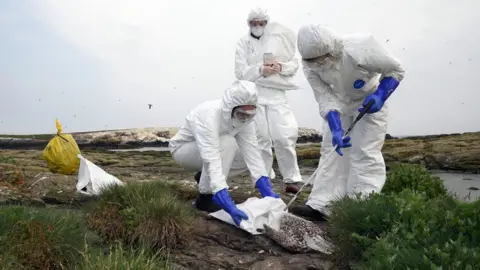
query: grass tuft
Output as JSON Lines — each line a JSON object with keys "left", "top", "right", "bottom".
{"left": 85, "top": 181, "right": 195, "bottom": 250}
{"left": 76, "top": 241, "right": 171, "bottom": 270}
{"left": 0, "top": 206, "right": 98, "bottom": 269}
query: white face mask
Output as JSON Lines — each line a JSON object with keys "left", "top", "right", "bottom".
{"left": 232, "top": 118, "right": 246, "bottom": 128}
{"left": 251, "top": 26, "right": 264, "bottom": 37}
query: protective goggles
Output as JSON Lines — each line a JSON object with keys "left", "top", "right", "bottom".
{"left": 232, "top": 106, "right": 257, "bottom": 122}
{"left": 249, "top": 20, "right": 266, "bottom": 27}
{"left": 302, "top": 53, "right": 332, "bottom": 63}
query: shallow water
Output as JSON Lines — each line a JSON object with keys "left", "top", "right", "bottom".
{"left": 431, "top": 171, "right": 480, "bottom": 201}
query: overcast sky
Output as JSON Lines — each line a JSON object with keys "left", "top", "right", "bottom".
{"left": 0, "top": 0, "right": 478, "bottom": 136}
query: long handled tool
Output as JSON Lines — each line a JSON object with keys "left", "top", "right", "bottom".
{"left": 283, "top": 100, "right": 375, "bottom": 211}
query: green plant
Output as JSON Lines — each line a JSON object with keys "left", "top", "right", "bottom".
{"left": 76, "top": 241, "right": 171, "bottom": 270}
{"left": 383, "top": 163, "right": 448, "bottom": 199}
{"left": 0, "top": 156, "right": 16, "bottom": 164}
{"left": 326, "top": 192, "right": 404, "bottom": 266}
{"left": 0, "top": 206, "right": 98, "bottom": 269}
{"left": 85, "top": 181, "right": 195, "bottom": 250}
{"left": 356, "top": 198, "right": 480, "bottom": 269}
{"left": 327, "top": 185, "right": 480, "bottom": 269}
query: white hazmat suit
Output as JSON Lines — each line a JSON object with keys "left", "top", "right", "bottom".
{"left": 234, "top": 8, "right": 302, "bottom": 189}
{"left": 296, "top": 24, "right": 405, "bottom": 216}
{"left": 169, "top": 80, "right": 268, "bottom": 195}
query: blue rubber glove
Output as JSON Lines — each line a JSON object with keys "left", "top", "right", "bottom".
{"left": 358, "top": 77, "right": 400, "bottom": 114}
{"left": 326, "top": 110, "right": 352, "bottom": 156}
{"left": 255, "top": 176, "right": 280, "bottom": 198}
{"left": 212, "top": 188, "right": 248, "bottom": 226}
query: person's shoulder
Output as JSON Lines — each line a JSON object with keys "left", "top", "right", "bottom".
{"left": 343, "top": 32, "right": 378, "bottom": 47}
{"left": 236, "top": 34, "right": 251, "bottom": 45}
{"left": 265, "top": 21, "right": 294, "bottom": 32}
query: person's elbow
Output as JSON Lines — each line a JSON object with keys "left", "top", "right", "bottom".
{"left": 279, "top": 59, "right": 299, "bottom": 76}
{"left": 395, "top": 63, "right": 406, "bottom": 82}
{"left": 234, "top": 68, "right": 244, "bottom": 80}
{"left": 386, "top": 57, "right": 406, "bottom": 82}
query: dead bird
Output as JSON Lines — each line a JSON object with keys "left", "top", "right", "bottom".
{"left": 260, "top": 212, "right": 333, "bottom": 254}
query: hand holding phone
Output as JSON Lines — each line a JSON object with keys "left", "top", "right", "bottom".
{"left": 263, "top": 52, "right": 274, "bottom": 64}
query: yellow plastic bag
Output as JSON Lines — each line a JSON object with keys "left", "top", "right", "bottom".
{"left": 42, "top": 118, "right": 81, "bottom": 175}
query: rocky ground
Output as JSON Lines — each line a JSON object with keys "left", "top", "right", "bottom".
{"left": 0, "top": 131, "right": 479, "bottom": 269}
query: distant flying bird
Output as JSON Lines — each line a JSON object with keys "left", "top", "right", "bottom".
{"left": 148, "top": 104, "right": 153, "bottom": 109}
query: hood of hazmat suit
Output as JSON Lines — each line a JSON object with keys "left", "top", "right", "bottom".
{"left": 297, "top": 24, "right": 405, "bottom": 118}
{"left": 169, "top": 80, "right": 267, "bottom": 193}
{"left": 247, "top": 8, "right": 269, "bottom": 38}
{"left": 247, "top": 7, "right": 270, "bottom": 24}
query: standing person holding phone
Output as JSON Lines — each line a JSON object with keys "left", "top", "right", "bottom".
{"left": 233, "top": 7, "right": 303, "bottom": 194}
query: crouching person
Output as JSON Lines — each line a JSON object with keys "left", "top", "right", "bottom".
{"left": 169, "top": 80, "right": 281, "bottom": 226}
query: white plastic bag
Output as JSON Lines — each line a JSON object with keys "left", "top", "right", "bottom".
{"left": 255, "top": 22, "right": 299, "bottom": 90}
{"left": 209, "top": 196, "right": 287, "bottom": 235}
{"left": 76, "top": 154, "right": 124, "bottom": 196}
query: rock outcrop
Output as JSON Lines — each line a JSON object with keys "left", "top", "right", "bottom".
{"left": 0, "top": 127, "right": 324, "bottom": 149}
{"left": 297, "top": 128, "right": 323, "bottom": 143}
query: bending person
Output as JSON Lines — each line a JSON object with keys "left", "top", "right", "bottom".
{"left": 291, "top": 24, "right": 406, "bottom": 220}
{"left": 234, "top": 7, "right": 303, "bottom": 193}
{"left": 169, "top": 80, "right": 280, "bottom": 226}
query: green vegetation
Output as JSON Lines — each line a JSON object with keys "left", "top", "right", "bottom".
{"left": 0, "top": 206, "right": 96, "bottom": 269}
{"left": 382, "top": 163, "right": 448, "bottom": 199}
{"left": 0, "top": 156, "right": 16, "bottom": 164}
{"left": 1, "top": 130, "right": 479, "bottom": 269}
{"left": 326, "top": 163, "right": 480, "bottom": 269}
{"left": 0, "top": 181, "right": 194, "bottom": 269}
{"left": 85, "top": 181, "right": 195, "bottom": 250}
{"left": 75, "top": 242, "right": 171, "bottom": 270}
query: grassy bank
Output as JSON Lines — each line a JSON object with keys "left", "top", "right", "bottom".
{"left": 0, "top": 163, "right": 478, "bottom": 269}
{"left": 297, "top": 131, "right": 480, "bottom": 173}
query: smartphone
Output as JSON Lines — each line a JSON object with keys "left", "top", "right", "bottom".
{"left": 263, "top": 52, "right": 274, "bottom": 63}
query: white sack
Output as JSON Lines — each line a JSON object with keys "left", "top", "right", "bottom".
{"left": 76, "top": 154, "right": 124, "bottom": 196}
{"left": 209, "top": 196, "right": 287, "bottom": 235}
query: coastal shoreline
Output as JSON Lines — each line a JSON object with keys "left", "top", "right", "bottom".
{"left": 1, "top": 126, "right": 472, "bottom": 150}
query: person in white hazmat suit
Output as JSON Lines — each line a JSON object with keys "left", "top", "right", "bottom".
{"left": 234, "top": 7, "right": 303, "bottom": 194}
{"left": 169, "top": 80, "right": 281, "bottom": 226}
{"left": 290, "top": 24, "right": 405, "bottom": 220}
